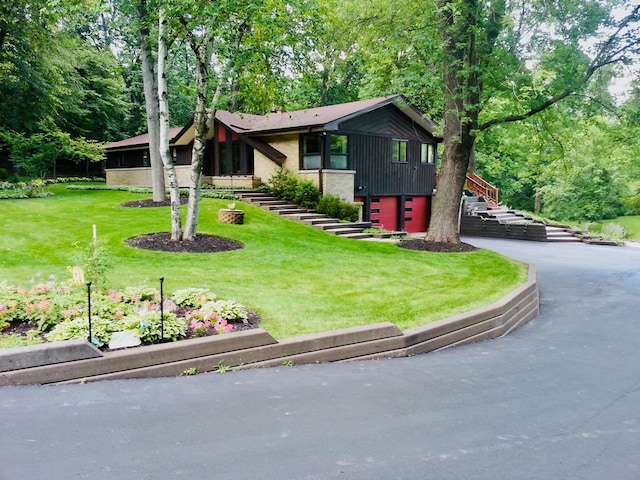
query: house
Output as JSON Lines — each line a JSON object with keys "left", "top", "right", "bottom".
{"left": 105, "top": 95, "right": 442, "bottom": 233}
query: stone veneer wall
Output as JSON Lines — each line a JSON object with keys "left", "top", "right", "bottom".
{"left": 106, "top": 166, "right": 192, "bottom": 188}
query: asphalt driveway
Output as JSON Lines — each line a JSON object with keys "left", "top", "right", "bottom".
{"left": 1, "top": 238, "right": 639, "bottom": 480}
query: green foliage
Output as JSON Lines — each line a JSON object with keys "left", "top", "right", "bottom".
{"left": 0, "top": 180, "right": 51, "bottom": 199}
{"left": 46, "top": 315, "right": 114, "bottom": 347}
{"left": 317, "top": 195, "right": 359, "bottom": 222}
{"left": 4, "top": 129, "right": 104, "bottom": 179}
{"left": 122, "top": 311, "right": 187, "bottom": 343}
{"left": 171, "top": 288, "right": 215, "bottom": 309}
{"left": 70, "top": 241, "right": 112, "bottom": 286}
{"left": 268, "top": 168, "right": 300, "bottom": 201}
{"left": 202, "top": 300, "right": 248, "bottom": 324}
{"left": 267, "top": 168, "right": 358, "bottom": 221}
{"left": 294, "top": 180, "right": 322, "bottom": 208}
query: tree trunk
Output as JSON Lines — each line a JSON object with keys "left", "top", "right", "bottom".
{"left": 183, "top": 33, "right": 222, "bottom": 241}
{"left": 425, "top": 0, "right": 480, "bottom": 244}
{"left": 158, "top": 11, "right": 182, "bottom": 241}
{"left": 137, "top": 0, "right": 165, "bottom": 203}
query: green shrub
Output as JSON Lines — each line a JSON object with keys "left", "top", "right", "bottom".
{"left": 268, "top": 168, "right": 298, "bottom": 199}
{"left": 316, "top": 195, "right": 359, "bottom": 222}
{"left": 267, "top": 169, "right": 359, "bottom": 222}
{"left": 294, "top": 180, "right": 321, "bottom": 208}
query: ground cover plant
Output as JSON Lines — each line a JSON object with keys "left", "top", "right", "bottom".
{"left": 0, "top": 281, "right": 252, "bottom": 349}
{"left": 0, "top": 184, "right": 526, "bottom": 341}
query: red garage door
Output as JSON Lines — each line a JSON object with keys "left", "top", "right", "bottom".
{"left": 370, "top": 197, "right": 398, "bottom": 231}
{"left": 403, "top": 196, "right": 429, "bottom": 233}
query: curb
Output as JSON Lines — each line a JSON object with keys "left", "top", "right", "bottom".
{"left": 0, "top": 266, "right": 538, "bottom": 386}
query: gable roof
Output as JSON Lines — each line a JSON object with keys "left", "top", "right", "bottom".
{"left": 105, "top": 126, "right": 190, "bottom": 151}
{"left": 105, "top": 96, "right": 440, "bottom": 155}
{"left": 215, "top": 95, "right": 440, "bottom": 137}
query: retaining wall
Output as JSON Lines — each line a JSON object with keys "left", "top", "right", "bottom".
{"left": 461, "top": 216, "right": 547, "bottom": 241}
{"left": 0, "top": 266, "right": 538, "bottom": 386}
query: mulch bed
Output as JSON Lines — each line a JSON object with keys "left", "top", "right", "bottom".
{"left": 126, "top": 233, "right": 244, "bottom": 253}
{"left": 398, "top": 239, "right": 478, "bottom": 253}
{"left": 120, "top": 198, "right": 189, "bottom": 208}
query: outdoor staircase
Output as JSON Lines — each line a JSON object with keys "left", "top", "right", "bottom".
{"left": 234, "top": 190, "right": 376, "bottom": 239}
{"left": 463, "top": 199, "right": 583, "bottom": 242}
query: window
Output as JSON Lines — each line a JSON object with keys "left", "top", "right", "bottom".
{"left": 392, "top": 139, "right": 408, "bottom": 162}
{"left": 421, "top": 143, "right": 436, "bottom": 163}
{"left": 302, "top": 134, "right": 322, "bottom": 169}
{"left": 329, "top": 135, "right": 348, "bottom": 169}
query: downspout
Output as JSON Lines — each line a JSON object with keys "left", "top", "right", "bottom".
{"left": 319, "top": 132, "right": 328, "bottom": 194}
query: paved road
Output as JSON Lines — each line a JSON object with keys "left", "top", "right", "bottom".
{"left": 1, "top": 239, "right": 639, "bottom": 480}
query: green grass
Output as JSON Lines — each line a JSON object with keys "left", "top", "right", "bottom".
{"left": 600, "top": 216, "right": 640, "bottom": 240}
{"left": 0, "top": 184, "right": 526, "bottom": 339}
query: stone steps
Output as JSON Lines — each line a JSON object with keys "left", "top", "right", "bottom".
{"left": 236, "top": 190, "right": 374, "bottom": 240}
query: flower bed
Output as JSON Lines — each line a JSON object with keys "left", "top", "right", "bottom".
{"left": 0, "top": 282, "right": 259, "bottom": 351}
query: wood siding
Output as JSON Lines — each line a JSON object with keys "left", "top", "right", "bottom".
{"left": 340, "top": 105, "right": 435, "bottom": 143}
{"left": 350, "top": 134, "right": 436, "bottom": 196}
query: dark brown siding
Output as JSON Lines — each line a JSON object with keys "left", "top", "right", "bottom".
{"left": 340, "top": 105, "right": 435, "bottom": 142}
{"left": 350, "top": 134, "right": 436, "bottom": 196}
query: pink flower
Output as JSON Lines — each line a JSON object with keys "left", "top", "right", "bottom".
{"left": 214, "top": 318, "right": 233, "bottom": 334}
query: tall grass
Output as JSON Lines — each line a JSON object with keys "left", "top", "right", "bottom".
{"left": 0, "top": 184, "right": 526, "bottom": 338}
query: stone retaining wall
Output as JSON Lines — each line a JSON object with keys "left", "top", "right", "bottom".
{"left": 0, "top": 266, "right": 538, "bottom": 386}
{"left": 461, "top": 216, "right": 548, "bottom": 241}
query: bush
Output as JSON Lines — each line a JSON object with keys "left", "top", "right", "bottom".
{"left": 294, "top": 180, "right": 321, "bottom": 208}
{"left": 267, "top": 169, "right": 358, "bottom": 222}
{"left": 268, "top": 168, "right": 299, "bottom": 200}
{"left": 316, "top": 195, "right": 359, "bottom": 222}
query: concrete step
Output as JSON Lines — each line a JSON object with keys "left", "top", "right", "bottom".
{"left": 235, "top": 191, "right": 271, "bottom": 198}
{"left": 273, "top": 208, "right": 309, "bottom": 215}
{"left": 264, "top": 204, "right": 302, "bottom": 211}
{"left": 280, "top": 212, "right": 328, "bottom": 220}
{"left": 338, "top": 232, "right": 374, "bottom": 239}
{"left": 302, "top": 217, "right": 342, "bottom": 226}
{"left": 324, "top": 227, "right": 367, "bottom": 235}
{"left": 253, "top": 199, "right": 289, "bottom": 206}
{"left": 545, "top": 227, "right": 582, "bottom": 242}
{"left": 316, "top": 222, "right": 372, "bottom": 231}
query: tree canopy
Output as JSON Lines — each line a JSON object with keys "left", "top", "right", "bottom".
{"left": 1, "top": 0, "right": 638, "bottom": 232}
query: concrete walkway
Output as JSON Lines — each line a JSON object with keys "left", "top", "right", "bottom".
{"left": 1, "top": 239, "right": 639, "bottom": 480}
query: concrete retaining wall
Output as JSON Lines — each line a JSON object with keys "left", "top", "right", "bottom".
{"left": 0, "top": 266, "right": 538, "bottom": 386}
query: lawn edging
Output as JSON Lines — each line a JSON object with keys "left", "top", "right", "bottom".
{"left": 0, "top": 266, "right": 538, "bottom": 386}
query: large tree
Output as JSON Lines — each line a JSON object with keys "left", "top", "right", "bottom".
{"left": 426, "top": 0, "right": 640, "bottom": 243}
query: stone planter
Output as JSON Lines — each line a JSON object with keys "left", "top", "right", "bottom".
{"left": 218, "top": 209, "right": 244, "bottom": 224}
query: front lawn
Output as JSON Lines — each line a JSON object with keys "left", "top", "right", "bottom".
{"left": 0, "top": 184, "right": 526, "bottom": 339}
